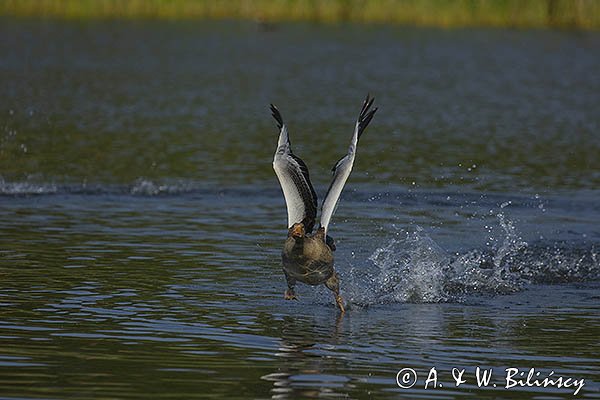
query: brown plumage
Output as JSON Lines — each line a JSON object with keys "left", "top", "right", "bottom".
{"left": 282, "top": 223, "right": 344, "bottom": 312}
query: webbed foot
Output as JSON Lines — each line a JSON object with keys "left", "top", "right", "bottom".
{"left": 284, "top": 289, "right": 298, "bottom": 300}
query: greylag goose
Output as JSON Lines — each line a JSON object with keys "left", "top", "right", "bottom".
{"left": 271, "top": 95, "right": 377, "bottom": 313}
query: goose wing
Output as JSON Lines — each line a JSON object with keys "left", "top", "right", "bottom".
{"left": 319, "top": 95, "right": 377, "bottom": 236}
{"left": 271, "top": 104, "right": 318, "bottom": 233}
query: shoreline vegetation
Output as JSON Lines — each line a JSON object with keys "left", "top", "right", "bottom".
{"left": 0, "top": 0, "right": 599, "bottom": 29}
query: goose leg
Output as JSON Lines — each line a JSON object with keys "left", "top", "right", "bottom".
{"left": 284, "top": 272, "right": 297, "bottom": 300}
{"left": 325, "top": 271, "right": 345, "bottom": 313}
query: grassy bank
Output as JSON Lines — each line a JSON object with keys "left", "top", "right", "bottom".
{"left": 1, "top": 0, "right": 599, "bottom": 29}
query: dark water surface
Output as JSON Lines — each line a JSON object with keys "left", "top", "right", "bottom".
{"left": 1, "top": 20, "right": 599, "bottom": 399}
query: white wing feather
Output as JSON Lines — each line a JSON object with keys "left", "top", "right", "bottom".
{"left": 320, "top": 95, "right": 377, "bottom": 236}
{"left": 271, "top": 104, "right": 317, "bottom": 232}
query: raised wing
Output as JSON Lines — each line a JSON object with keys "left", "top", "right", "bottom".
{"left": 319, "top": 95, "right": 377, "bottom": 236}
{"left": 271, "top": 104, "right": 318, "bottom": 233}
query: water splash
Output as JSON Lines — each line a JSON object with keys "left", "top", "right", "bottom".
{"left": 0, "top": 177, "right": 57, "bottom": 195}
{"left": 345, "top": 226, "right": 451, "bottom": 305}
{"left": 345, "top": 212, "right": 599, "bottom": 306}
{"left": 446, "top": 210, "right": 528, "bottom": 297}
{"left": 367, "top": 227, "right": 449, "bottom": 303}
{"left": 130, "top": 178, "right": 169, "bottom": 195}
{"left": 0, "top": 178, "right": 199, "bottom": 196}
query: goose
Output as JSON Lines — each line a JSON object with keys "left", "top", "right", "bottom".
{"left": 271, "top": 95, "right": 377, "bottom": 313}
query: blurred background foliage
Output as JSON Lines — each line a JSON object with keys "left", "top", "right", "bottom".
{"left": 1, "top": 0, "right": 599, "bottom": 29}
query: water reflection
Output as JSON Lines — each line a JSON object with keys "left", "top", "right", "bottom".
{"left": 263, "top": 314, "right": 346, "bottom": 399}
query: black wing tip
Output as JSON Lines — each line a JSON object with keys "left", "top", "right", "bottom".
{"left": 357, "top": 94, "right": 377, "bottom": 139}
{"left": 360, "top": 94, "right": 375, "bottom": 118}
{"left": 270, "top": 103, "right": 284, "bottom": 130}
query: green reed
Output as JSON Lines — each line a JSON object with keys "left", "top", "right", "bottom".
{"left": 1, "top": 0, "right": 598, "bottom": 29}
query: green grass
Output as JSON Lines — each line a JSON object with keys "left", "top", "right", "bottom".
{"left": 1, "top": 0, "right": 599, "bottom": 29}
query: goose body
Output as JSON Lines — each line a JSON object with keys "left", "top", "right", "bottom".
{"left": 282, "top": 226, "right": 333, "bottom": 286}
{"left": 271, "top": 95, "right": 377, "bottom": 313}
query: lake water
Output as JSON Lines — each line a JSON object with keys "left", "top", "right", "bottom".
{"left": 1, "top": 19, "right": 599, "bottom": 399}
